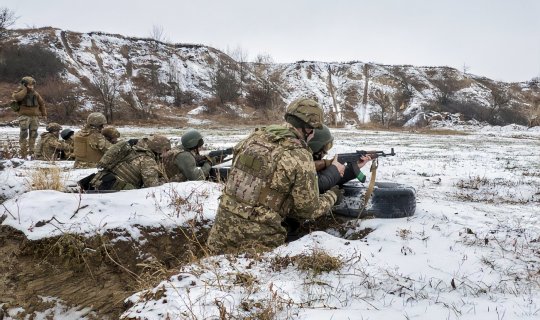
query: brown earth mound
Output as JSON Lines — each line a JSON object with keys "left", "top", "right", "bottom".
{"left": 0, "top": 222, "right": 210, "bottom": 319}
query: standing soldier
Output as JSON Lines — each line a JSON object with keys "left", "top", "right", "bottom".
{"left": 11, "top": 76, "right": 47, "bottom": 158}
{"left": 60, "top": 128, "right": 75, "bottom": 160}
{"left": 101, "top": 126, "right": 121, "bottom": 144}
{"left": 162, "top": 129, "right": 213, "bottom": 182}
{"left": 34, "top": 123, "right": 68, "bottom": 160}
{"left": 207, "top": 98, "right": 342, "bottom": 253}
{"left": 89, "top": 135, "right": 171, "bottom": 190}
{"left": 73, "top": 112, "right": 111, "bottom": 168}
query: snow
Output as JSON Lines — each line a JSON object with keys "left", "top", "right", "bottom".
{"left": 2, "top": 296, "right": 97, "bottom": 320}
{"left": 187, "top": 105, "right": 208, "bottom": 115}
{"left": 1, "top": 181, "right": 221, "bottom": 241}
{"left": 1, "top": 125, "right": 540, "bottom": 319}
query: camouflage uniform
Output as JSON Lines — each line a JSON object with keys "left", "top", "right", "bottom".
{"left": 11, "top": 77, "right": 47, "bottom": 157}
{"left": 162, "top": 148, "right": 211, "bottom": 182}
{"left": 73, "top": 126, "right": 111, "bottom": 168}
{"left": 34, "top": 133, "right": 67, "bottom": 161}
{"left": 206, "top": 124, "right": 338, "bottom": 253}
{"left": 90, "top": 136, "right": 169, "bottom": 190}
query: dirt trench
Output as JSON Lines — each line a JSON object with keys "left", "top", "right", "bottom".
{"left": 0, "top": 224, "right": 210, "bottom": 319}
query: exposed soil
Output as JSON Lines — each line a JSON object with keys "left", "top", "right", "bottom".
{"left": 0, "top": 223, "right": 210, "bottom": 319}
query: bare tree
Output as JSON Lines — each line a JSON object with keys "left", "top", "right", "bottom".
{"left": 228, "top": 45, "right": 249, "bottom": 95}
{"left": 370, "top": 89, "right": 392, "bottom": 126}
{"left": 327, "top": 65, "right": 342, "bottom": 126}
{"left": 149, "top": 24, "right": 168, "bottom": 43}
{"left": 485, "top": 87, "right": 510, "bottom": 124}
{"left": 211, "top": 57, "right": 240, "bottom": 104}
{"left": 90, "top": 74, "right": 119, "bottom": 123}
{"left": 0, "top": 7, "right": 18, "bottom": 42}
{"left": 147, "top": 25, "right": 168, "bottom": 97}
{"left": 432, "top": 77, "right": 461, "bottom": 106}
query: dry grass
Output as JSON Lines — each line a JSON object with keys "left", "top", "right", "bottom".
{"left": 270, "top": 249, "right": 344, "bottom": 275}
{"left": 409, "top": 128, "right": 470, "bottom": 135}
{"left": 26, "top": 166, "right": 66, "bottom": 191}
{"left": 1, "top": 137, "right": 19, "bottom": 159}
{"left": 455, "top": 176, "right": 491, "bottom": 190}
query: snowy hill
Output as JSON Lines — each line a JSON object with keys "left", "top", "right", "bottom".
{"left": 1, "top": 27, "right": 539, "bottom": 126}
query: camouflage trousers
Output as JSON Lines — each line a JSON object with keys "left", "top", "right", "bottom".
{"left": 18, "top": 115, "right": 39, "bottom": 157}
{"left": 206, "top": 208, "right": 286, "bottom": 254}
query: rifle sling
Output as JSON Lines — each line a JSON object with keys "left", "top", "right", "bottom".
{"left": 357, "top": 158, "right": 378, "bottom": 219}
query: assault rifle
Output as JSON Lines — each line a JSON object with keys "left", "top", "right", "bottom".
{"left": 196, "top": 147, "right": 234, "bottom": 167}
{"left": 337, "top": 148, "right": 396, "bottom": 164}
{"left": 207, "top": 147, "right": 234, "bottom": 162}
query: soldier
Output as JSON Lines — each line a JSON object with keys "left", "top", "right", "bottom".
{"left": 89, "top": 135, "right": 171, "bottom": 190}
{"left": 162, "top": 129, "right": 213, "bottom": 182}
{"left": 207, "top": 98, "right": 342, "bottom": 253}
{"left": 102, "top": 126, "right": 121, "bottom": 144}
{"left": 34, "top": 123, "right": 68, "bottom": 161}
{"left": 73, "top": 112, "right": 111, "bottom": 168}
{"left": 60, "top": 128, "right": 75, "bottom": 160}
{"left": 11, "top": 76, "right": 47, "bottom": 158}
{"left": 309, "top": 125, "right": 371, "bottom": 193}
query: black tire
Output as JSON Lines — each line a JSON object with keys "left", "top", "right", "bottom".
{"left": 333, "top": 182, "right": 416, "bottom": 219}
{"left": 368, "top": 182, "right": 416, "bottom": 219}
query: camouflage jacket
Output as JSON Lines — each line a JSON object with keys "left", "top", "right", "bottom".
{"left": 12, "top": 86, "right": 46, "bottom": 117}
{"left": 207, "top": 125, "right": 338, "bottom": 252}
{"left": 91, "top": 145, "right": 165, "bottom": 190}
{"left": 73, "top": 126, "right": 112, "bottom": 168}
{"left": 34, "top": 132, "right": 67, "bottom": 160}
{"left": 162, "top": 148, "right": 211, "bottom": 182}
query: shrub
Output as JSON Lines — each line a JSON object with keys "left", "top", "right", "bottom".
{"left": 0, "top": 44, "right": 64, "bottom": 83}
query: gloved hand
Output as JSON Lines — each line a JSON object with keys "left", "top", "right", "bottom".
{"left": 330, "top": 185, "right": 344, "bottom": 206}
{"left": 195, "top": 155, "right": 214, "bottom": 167}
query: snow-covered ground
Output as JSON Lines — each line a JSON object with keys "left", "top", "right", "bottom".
{"left": 1, "top": 124, "right": 540, "bottom": 319}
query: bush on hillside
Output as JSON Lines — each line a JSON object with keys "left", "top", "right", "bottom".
{"left": 40, "top": 79, "right": 82, "bottom": 123}
{"left": 0, "top": 44, "right": 64, "bottom": 83}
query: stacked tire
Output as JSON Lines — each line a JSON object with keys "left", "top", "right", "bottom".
{"left": 333, "top": 182, "right": 416, "bottom": 219}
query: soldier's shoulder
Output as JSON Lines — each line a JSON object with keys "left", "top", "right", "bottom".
{"left": 283, "top": 147, "right": 311, "bottom": 162}
{"left": 135, "top": 154, "right": 158, "bottom": 166}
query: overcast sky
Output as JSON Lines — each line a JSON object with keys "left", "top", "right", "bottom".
{"left": 4, "top": 0, "right": 540, "bottom": 82}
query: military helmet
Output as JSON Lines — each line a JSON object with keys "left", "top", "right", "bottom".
{"left": 102, "top": 126, "right": 120, "bottom": 141}
{"left": 87, "top": 112, "right": 107, "bottom": 126}
{"left": 60, "top": 128, "right": 75, "bottom": 140}
{"left": 284, "top": 98, "right": 324, "bottom": 129}
{"left": 147, "top": 135, "right": 171, "bottom": 154}
{"left": 181, "top": 129, "right": 204, "bottom": 150}
{"left": 21, "top": 76, "right": 36, "bottom": 86}
{"left": 46, "top": 122, "right": 62, "bottom": 132}
{"left": 308, "top": 125, "right": 334, "bottom": 154}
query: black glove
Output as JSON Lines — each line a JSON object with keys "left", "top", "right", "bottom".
{"left": 128, "top": 138, "right": 139, "bottom": 146}
{"left": 195, "top": 155, "right": 213, "bottom": 167}
{"left": 330, "top": 186, "right": 344, "bottom": 206}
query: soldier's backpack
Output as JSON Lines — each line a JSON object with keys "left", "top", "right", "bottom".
{"left": 97, "top": 140, "right": 133, "bottom": 171}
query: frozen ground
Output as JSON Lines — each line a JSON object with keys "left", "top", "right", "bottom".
{"left": 1, "top": 124, "right": 540, "bottom": 319}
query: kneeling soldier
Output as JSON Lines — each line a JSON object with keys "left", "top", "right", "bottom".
{"left": 34, "top": 123, "right": 67, "bottom": 161}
